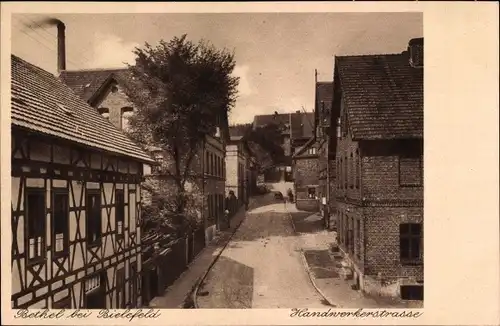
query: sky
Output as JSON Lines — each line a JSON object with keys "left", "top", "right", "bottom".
{"left": 11, "top": 13, "right": 422, "bottom": 125}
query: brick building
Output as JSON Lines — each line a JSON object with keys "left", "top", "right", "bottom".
{"left": 60, "top": 68, "right": 229, "bottom": 244}
{"left": 333, "top": 38, "right": 424, "bottom": 301}
{"left": 313, "top": 80, "right": 337, "bottom": 227}
{"left": 292, "top": 137, "right": 319, "bottom": 211}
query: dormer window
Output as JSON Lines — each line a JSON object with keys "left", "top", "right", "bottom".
{"left": 121, "top": 107, "right": 134, "bottom": 131}
{"left": 98, "top": 107, "right": 109, "bottom": 119}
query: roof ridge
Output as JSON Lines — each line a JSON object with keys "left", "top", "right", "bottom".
{"left": 336, "top": 52, "right": 402, "bottom": 59}
{"left": 61, "top": 67, "right": 130, "bottom": 73}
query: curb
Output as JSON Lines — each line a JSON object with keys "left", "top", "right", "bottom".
{"left": 286, "top": 208, "right": 339, "bottom": 308}
{"left": 191, "top": 200, "right": 254, "bottom": 309}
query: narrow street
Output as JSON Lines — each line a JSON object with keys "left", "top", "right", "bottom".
{"left": 196, "top": 194, "right": 330, "bottom": 308}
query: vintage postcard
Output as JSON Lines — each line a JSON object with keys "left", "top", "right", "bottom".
{"left": 1, "top": 2, "right": 498, "bottom": 326}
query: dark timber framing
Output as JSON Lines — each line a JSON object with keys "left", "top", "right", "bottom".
{"left": 11, "top": 128, "right": 144, "bottom": 309}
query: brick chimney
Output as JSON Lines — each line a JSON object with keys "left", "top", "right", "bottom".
{"left": 408, "top": 37, "right": 423, "bottom": 68}
{"left": 57, "top": 20, "right": 66, "bottom": 73}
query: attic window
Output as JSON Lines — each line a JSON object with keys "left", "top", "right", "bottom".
{"left": 111, "top": 86, "right": 118, "bottom": 93}
{"left": 98, "top": 107, "right": 110, "bottom": 119}
{"left": 56, "top": 103, "right": 73, "bottom": 116}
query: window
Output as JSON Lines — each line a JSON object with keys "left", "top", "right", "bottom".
{"left": 355, "top": 149, "right": 360, "bottom": 189}
{"left": 399, "top": 155, "right": 423, "bottom": 186}
{"left": 401, "top": 285, "right": 423, "bottom": 301}
{"left": 307, "top": 187, "right": 316, "bottom": 199}
{"left": 335, "top": 158, "right": 340, "bottom": 189}
{"left": 400, "top": 223, "right": 422, "bottom": 263}
{"left": 85, "top": 273, "right": 105, "bottom": 309}
{"left": 52, "top": 189, "right": 69, "bottom": 256}
{"left": 121, "top": 107, "right": 134, "bottom": 131}
{"left": 115, "top": 189, "right": 125, "bottom": 237}
{"left": 129, "top": 191, "right": 137, "bottom": 233}
{"left": 210, "top": 153, "right": 214, "bottom": 175}
{"left": 98, "top": 107, "right": 110, "bottom": 119}
{"left": 26, "top": 188, "right": 46, "bottom": 262}
{"left": 205, "top": 152, "right": 209, "bottom": 175}
{"left": 307, "top": 147, "right": 317, "bottom": 155}
{"left": 129, "top": 262, "right": 138, "bottom": 308}
{"left": 116, "top": 268, "right": 125, "bottom": 308}
{"left": 349, "top": 152, "right": 354, "bottom": 188}
{"left": 356, "top": 220, "right": 361, "bottom": 259}
{"left": 86, "top": 190, "right": 102, "bottom": 246}
{"left": 344, "top": 155, "right": 348, "bottom": 189}
{"left": 339, "top": 157, "right": 343, "bottom": 190}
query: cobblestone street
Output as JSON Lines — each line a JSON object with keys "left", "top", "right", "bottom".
{"left": 196, "top": 195, "right": 330, "bottom": 308}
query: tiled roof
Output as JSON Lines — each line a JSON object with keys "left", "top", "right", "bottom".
{"left": 335, "top": 51, "right": 423, "bottom": 140}
{"left": 11, "top": 55, "right": 154, "bottom": 163}
{"left": 253, "top": 112, "right": 314, "bottom": 139}
{"left": 59, "top": 68, "right": 131, "bottom": 103}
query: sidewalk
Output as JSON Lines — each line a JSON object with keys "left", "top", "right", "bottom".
{"left": 288, "top": 210, "right": 418, "bottom": 309}
{"left": 148, "top": 199, "right": 253, "bottom": 309}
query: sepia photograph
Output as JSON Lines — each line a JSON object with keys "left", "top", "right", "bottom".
{"left": 2, "top": 2, "right": 499, "bottom": 326}
{"left": 9, "top": 11, "right": 423, "bottom": 310}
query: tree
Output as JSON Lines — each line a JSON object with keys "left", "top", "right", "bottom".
{"left": 122, "top": 35, "right": 239, "bottom": 232}
{"left": 228, "top": 122, "right": 285, "bottom": 172}
{"left": 244, "top": 123, "right": 286, "bottom": 171}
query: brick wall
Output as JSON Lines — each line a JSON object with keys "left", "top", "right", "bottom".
{"left": 334, "top": 97, "right": 424, "bottom": 299}
{"left": 294, "top": 154, "right": 319, "bottom": 211}
{"left": 95, "top": 82, "right": 135, "bottom": 131}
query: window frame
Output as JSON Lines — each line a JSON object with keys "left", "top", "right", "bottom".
{"left": 120, "top": 106, "right": 134, "bottom": 131}
{"left": 355, "top": 149, "right": 360, "bottom": 189}
{"left": 399, "top": 223, "right": 423, "bottom": 264}
{"left": 25, "top": 187, "right": 47, "bottom": 264}
{"left": 115, "top": 189, "right": 125, "bottom": 239}
{"left": 52, "top": 187, "right": 70, "bottom": 258}
{"left": 86, "top": 189, "right": 102, "bottom": 247}
{"left": 307, "top": 187, "right": 316, "bottom": 199}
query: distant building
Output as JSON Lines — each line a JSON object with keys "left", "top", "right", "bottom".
{"left": 333, "top": 38, "right": 424, "bottom": 301}
{"left": 313, "top": 81, "right": 336, "bottom": 227}
{"left": 60, "top": 67, "right": 229, "bottom": 245}
{"left": 291, "top": 137, "right": 319, "bottom": 211}
{"left": 10, "top": 55, "right": 153, "bottom": 309}
{"left": 252, "top": 111, "right": 314, "bottom": 195}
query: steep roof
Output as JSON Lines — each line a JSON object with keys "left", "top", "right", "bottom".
{"left": 335, "top": 50, "right": 423, "bottom": 140}
{"left": 59, "top": 68, "right": 131, "bottom": 104}
{"left": 11, "top": 55, "right": 153, "bottom": 163}
{"left": 253, "top": 111, "right": 314, "bottom": 139}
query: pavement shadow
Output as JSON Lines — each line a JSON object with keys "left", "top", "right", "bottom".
{"left": 290, "top": 212, "right": 325, "bottom": 234}
{"left": 197, "top": 256, "right": 254, "bottom": 309}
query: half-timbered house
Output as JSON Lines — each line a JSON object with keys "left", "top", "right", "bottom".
{"left": 10, "top": 54, "right": 154, "bottom": 309}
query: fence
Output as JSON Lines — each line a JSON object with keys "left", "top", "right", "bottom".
{"left": 142, "top": 227, "right": 207, "bottom": 305}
